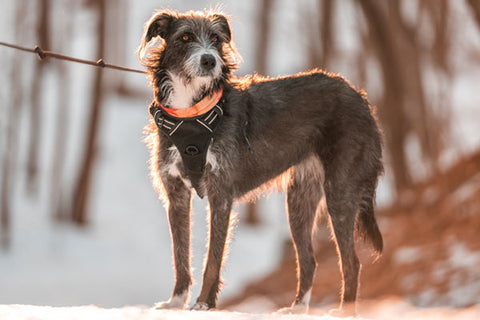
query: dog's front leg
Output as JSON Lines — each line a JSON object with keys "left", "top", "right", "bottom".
{"left": 155, "top": 177, "right": 192, "bottom": 310}
{"left": 192, "top": 195, "right": 232, "bottom": 310}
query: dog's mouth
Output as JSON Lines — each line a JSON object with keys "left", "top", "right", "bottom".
{"left": 197, "top": 70, "right": 216, "bottom": 78}
{"left": 186, "top": 50, "right": 222, "bottom": 80}
{"left": 194, "top": 67, "right": 221, "bottom": 81}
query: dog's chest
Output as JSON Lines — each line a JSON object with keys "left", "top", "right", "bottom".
{"left": 162, "top": 145, "right": 219, "bottom": 186}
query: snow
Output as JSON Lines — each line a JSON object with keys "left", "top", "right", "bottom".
{"left": 431, "top": 241, "right": 480, "bottom": 307}
{"left": 0, "top": 304, "right": 411, "bottom": 320}
{"left": 393, "top": 247, "right": 423, "bottom": 265}
{"left": 450, "top": 172, "right": 480, "bottom": 204}
{"left": 354, "top": 298, "right": 480, "bottom": 320}
{"left": 0, "top": 306, "right": 339, "bottom": 320}
{"left": 1, "top": 300, "right": 479, "bottom": 320}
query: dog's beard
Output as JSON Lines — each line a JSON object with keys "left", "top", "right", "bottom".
{"left": 164, "top": 71, "right": 215, "bottom": 109}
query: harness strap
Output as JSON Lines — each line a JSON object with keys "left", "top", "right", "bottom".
{"left": 150, "top": 94, "right": 225, "bottom": 198}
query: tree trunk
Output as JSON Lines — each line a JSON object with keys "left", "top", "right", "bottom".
{"left": 26, "top": 0, "right": 51, "bottom": 194}
{"left": 1, "top": 0, "right": 28, "bottom": 249}
{"left": 254, "top": 0, "right": 273, "bottom": 75}
{"left": 245, "top": 202, "right": 261, "bottom": 225}
{"left": 319, "top": 0, "right": 334, "bottom": 68}
{"left": 429, "top": 0, "right": 450, "bottom": 72}
{"left": 305, "top": 0, "right": 334, "bottom": 69}
{"left": 391, "top": 0, "right": 443, "bottom": 173}
{"left": 467, "top": 0, "right": 480, "bottom": 29}
{"left": 245, "top": 0, "right": 274, "bottom": 226}
{"left": 358, "top": 0, "right": 411, "bottom": 192}
{"left": 107, "top": 0, "right": 129, "bottom": 95}
{"left": 51, "top": 0, "right": 74, "bottom": 221}
{"left": 71, "top": 0, "right": 106, "bottom": 225}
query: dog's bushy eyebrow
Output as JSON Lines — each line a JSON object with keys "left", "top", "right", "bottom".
{"left": 171, "top": 24, "right": 192, "bottom": 38}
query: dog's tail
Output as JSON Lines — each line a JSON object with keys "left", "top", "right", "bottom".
{"left": 356, "top": 192, "right": 383, "bottom": 257}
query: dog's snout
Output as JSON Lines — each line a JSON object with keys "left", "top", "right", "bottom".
{"left": 200, "top": 54, "right": 216, "bottom": 70}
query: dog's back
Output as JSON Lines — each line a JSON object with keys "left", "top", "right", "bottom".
{"left": 216, "top": 70, "right": 383, "bottom": 203}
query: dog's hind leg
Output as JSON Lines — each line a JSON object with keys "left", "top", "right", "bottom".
{"left": 277, "top": 157, "right": 323, "bottom": 314}
{"left": 155, "top": 177, "right": 192, "bottom": 310}
{"left": 192, "top": 194, "right": 233, "bottom": 310}
{"left": 324, "top": 178, "right": 360, "bottom": 316}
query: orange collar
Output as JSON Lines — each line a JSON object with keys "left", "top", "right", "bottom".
{"left": 156, "top": 88, "right": 223, "bottom": 118}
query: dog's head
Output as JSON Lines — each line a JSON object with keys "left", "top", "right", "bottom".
{"left": 139, "top": 10, "right": 239, "bottom": 86}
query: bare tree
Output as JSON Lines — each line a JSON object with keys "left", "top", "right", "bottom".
{"left": 104, "top": 0, "right": 128, "bottom": 95}
{"left": 103, "top": 0, "right": 148, "bottom": 98}
{"left": 71, "top": 0, "right": 106, "bottom": 225}
{"left": 356, "top": 0, "right": 451, "bottom": 192}
{"left": 26, "top": 0, "right": 51, "bottom": 194}
{"left": 245, "top": 0, "right": 275, "bottom": 226}
{"left": 427, "top": 0, "right": 451, "bottom": 72}
{"left": 1, "top": 0, "right": 28, "bottom": 249}
{"left": 305, "top": 0, "right": 334, "bottom": 69}
{"left": 319, "top": 0, "right": 334, "bottom": 68}
{"left": 467, "top": 0, "right": 480, "bottom": 28}
{"left": 50, "top": 0, "right": 74, "bottom": 221}
{"left": 254, "top": 0, "right": 274, "bottom": 75}
{"left": 358, "top": 0, "right": 411, "bottom": 191}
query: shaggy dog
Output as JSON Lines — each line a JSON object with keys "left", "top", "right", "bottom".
{"left": 139, "top": 9, "right": 383, "bottom": 315}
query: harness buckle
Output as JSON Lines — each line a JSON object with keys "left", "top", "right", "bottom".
{"left": 185, "top": 145, "right": 200, "bottom": 156}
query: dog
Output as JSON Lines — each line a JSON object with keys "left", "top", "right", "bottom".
{"left": 138, "top": 9, "right": 383, "bottom": 315}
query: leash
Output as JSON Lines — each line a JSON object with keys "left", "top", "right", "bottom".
{"left": 0, "top": 41, "right": 146, "bottom": 74}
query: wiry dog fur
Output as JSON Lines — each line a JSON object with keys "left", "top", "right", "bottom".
{"left": 139, "top": 9, "right": 384, "bottom": 315}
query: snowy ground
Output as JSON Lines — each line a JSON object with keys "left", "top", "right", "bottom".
{"left": 1, "top": 298, "right": 479, "bottom": 320}
{"left": 0, "top": 306, "right": 339, "bottom": 320}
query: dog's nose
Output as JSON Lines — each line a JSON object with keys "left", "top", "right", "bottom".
{"left": 200, "top": 54, "right": 216, "bottom": 70}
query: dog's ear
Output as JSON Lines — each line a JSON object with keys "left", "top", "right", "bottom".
{"left": 145, "top": 11, "right": 175, "bottom": 43}
{"left": 210, "top": 14, "right": 231, "bottom": 43}
{"left": 139, "top": 11, "right": 176, "bottom": 65}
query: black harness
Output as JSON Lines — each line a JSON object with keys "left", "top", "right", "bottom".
{"left": 149, "top": 96, "right": 225, "bottom": 198}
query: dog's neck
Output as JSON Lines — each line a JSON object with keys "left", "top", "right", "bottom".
{"left": 156, "top": 88, "right": 223, "bottom": 118}
{"left": 160, "top": 72, "right": 212, "bottom": 110}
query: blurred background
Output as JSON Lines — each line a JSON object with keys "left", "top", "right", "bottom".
{"left": 0, "top": 0, "right": 479, "bottom": 314}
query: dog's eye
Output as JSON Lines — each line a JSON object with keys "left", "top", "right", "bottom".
{"left": 182, "top": 33, "right": 191, "bottom": 42}
{"left": 211, "top": 35, "right": 219, "bottom": 43}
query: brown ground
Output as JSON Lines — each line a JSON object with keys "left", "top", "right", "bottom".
{"left": 222, "top": 150, "right": 480, "bottom": 310}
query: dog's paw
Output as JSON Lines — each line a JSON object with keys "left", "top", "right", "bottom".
{"left": 154, "top": 294, "right": 188, "bottom": 310}
{"left": 154, "top": 300, "right": 185, "bottom": 310}
{"left": 190, "top": 302, "right": 210, "bottom": 311}
{"left": 328, "top": 305, "right": 356, "bottom": 318}
{"left": 275, "top": 304, "right": 308, "bottom": 315}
